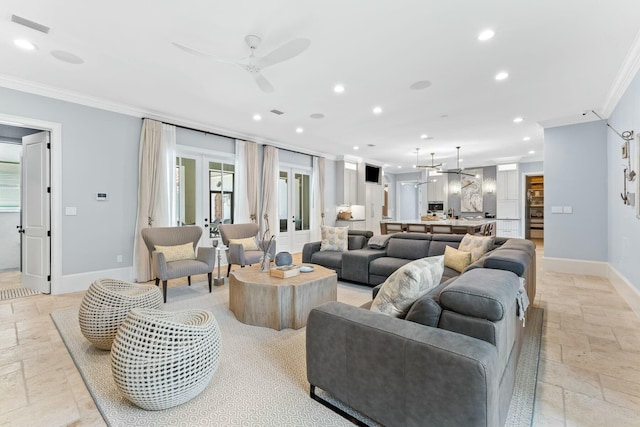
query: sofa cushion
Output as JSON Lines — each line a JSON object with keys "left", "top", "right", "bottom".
{"left": 484, "top": 249, "right": 530, "bottom": 277}
{"left": 228, "top": 237, "right": 259, "bottom": 251}
{"left": 369, "top": 257, "right": 412, "bottom": 278}
{"left": 154, "top": 242, "right": 195, "bottom": 262}
{"left": 386, "top": 238, "right": 430, "bottom": 260}
{"left": 370, "top": 256, "right": 444, "bottom": 318}
{"left": 310, "top": 251, "right": 343, "bottom": 269}
{"left": 320, "top": 225, "right": 348, "bottom": 252}
{"left": 404, "top": 294, "right": 442, "bottom": 327}
{"left": 459, "top": 234, "right": 495, "bottom": 262}
{"left": 348, "top": 235, "right": 366, "bottom": 250}
{"left": 444, "top": 246, "right": 472, "bottom": 273}
{"left": 439, "top": 268, "right": 520, "bottom": 321}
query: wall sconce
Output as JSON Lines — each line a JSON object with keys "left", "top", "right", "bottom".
{"left": 483, "top": 178, "right": 496, "bottom": 194}
{"left": 449, "top": 181, "right": 460, "bottom": 195}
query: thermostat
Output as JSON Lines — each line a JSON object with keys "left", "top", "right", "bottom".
{"left": 96, "top": 193, "right": 108, "bottom": 201}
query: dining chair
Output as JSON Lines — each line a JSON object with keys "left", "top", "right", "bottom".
{"left": 431, "top": 224, "right": 453, "bottom": 234}
{"left": 406, "top": 223, "right": 430, "bottom": 233}
{"left": 383, "top": 222, "right": 404, "bottom": 234}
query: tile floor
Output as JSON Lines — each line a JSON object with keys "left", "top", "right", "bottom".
{"left": 0, "top": 242, "right": 639, "bottom": 426}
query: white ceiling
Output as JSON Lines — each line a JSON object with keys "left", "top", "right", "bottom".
{"left": 1, "top": 1, "right": 640, "bottom": 172}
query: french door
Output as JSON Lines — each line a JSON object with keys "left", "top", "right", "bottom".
{"left": 277, "top": 167, "right": 311, "bottom": 253}
{"left": 175, "top": 151, "right": 235, "bottom": 250}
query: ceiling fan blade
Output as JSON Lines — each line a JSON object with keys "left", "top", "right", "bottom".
{"left": 172, "top": 42, "right": 237, "bottom": 65}
{"left": 257, "top": 38, "right": 310, "bottom": 69}
{"left": 460, "top": 172, "right": 476, "bottom": 177}
{"left": 253, "top": 73, "right": 274, "bottom": 93}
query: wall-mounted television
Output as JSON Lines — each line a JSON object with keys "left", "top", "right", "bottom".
{"left": 365, "top": 164, "right": 381, "bottom": 184}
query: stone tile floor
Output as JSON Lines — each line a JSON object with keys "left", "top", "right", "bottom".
{"left": 0, "top": 243, "right": 639, "bottom": 426}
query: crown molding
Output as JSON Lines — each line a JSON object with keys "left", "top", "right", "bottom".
{"left": 0, "top": 74, "right": 337, "bottom": 161}
{"left": 602, "top": 29, "right": 640, "bottom": 117}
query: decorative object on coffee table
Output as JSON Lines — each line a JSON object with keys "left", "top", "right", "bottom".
{"left": 111, "top": 308, "right": 221, "bottom": 410}
{"left": 78, "top": 279, "right": 163, "bottom": 350}
{"left": 259, "top": 214, "right": 276, "bottom": 272}
{"left": 274, "top": 251, "right": 293, "bottom": 266}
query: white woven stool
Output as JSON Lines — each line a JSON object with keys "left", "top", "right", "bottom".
{"left": 110, "top": 308, "right": 221, "bottom": 410}
{"left": 78, "top": 279, "right": 163, "bottom": 350}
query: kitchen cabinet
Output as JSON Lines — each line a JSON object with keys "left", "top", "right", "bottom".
{"left": 496, "top": 219, "right": 520, "bottom": 238}
{"left": 496, "top": 167, "right": 519, "bottom": 219}
{"left": 426, "top": 175, "right": 446, "bottom": 202}
{"left": 336, "top": 161, "right": 358, "bottom": 205}
{"left": 335, "top": 219, "right": 366, "bottom": 230}
{"left": 365, "top": 182, "right": 383, "bottom": 234}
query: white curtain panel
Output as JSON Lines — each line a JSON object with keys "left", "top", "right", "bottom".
{"left": 133, "top": 119, "right": 176, "bottom": 282}
{"left": 310, "top": 156, "right": 325, "bottom": 241}
{"left": 245, "top": 141, "right": 259, "bottom": 222}
{"left": 233, "top": 139, "right": 249, "bottom": 223}
{"left": 260, "top": 145, "right": 279, "bottom": 239}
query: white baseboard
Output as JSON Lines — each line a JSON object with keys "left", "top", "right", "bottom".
{"left": 543, "top": 256, "right": 609, "bottom": 277}
{"left": 608, "top": 265, "right": 640, "bottom": 319}
{"left": 54, "top": 266, "right": 134, "bottom": 295}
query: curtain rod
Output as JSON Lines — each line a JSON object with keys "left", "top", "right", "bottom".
{"left": 142, "top": 117, "right": 319, "bottom": 159}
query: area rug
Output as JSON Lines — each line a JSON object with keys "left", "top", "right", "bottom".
{"left": 51, "top": 283, "right": 542, "bottom": 427}
{"left": 0, "top": 286, "right": 40, "bottom": 301}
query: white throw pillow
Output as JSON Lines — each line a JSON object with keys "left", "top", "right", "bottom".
{"left": 228, "top": 237, "right": 259, "bottom": 251}
{"left": 370, "top": 256, "right": 445, "bottom": 318}
{"left": 320, "top": 225, "right": 349, "bottom": 252}
{"left": 459, "top": 234, "right": 495, "bottom": 263}
{"left": 154, "top": 242, "right": 196, "bottom": 262}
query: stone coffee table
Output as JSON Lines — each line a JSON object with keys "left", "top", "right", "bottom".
{"left": 229, "top": 264, "right": 337, "bottom": 330}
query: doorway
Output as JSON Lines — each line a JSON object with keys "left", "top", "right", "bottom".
{"left": 277, "top": 167, "right": 311, "bottom": 253}
{"left": 0, "top": 123, "right": 51, "bottom": 294}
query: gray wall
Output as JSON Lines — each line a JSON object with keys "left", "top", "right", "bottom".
{"left": 544, "top": 121, "right": 608, "bottom": 261}
{"left": 448, "top": 166, "right": 497, "bottom": 218}
{"left": 0, "top": 86, "right": 140, "bottom": 277}
{"left": 607, "top": 70, "right": 640, "bottom": 291}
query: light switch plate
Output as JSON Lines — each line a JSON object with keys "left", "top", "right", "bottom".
{"left": 65, "top": 207, "right": 77, "bottom": 216}
{"left": 551, "top": 206, "right": 563, "bottom": 214}
{"left": 563, "top": 206, "right": 573, "bottom": 214}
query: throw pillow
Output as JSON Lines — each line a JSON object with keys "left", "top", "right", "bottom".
{"left": 458, "top": 234, "right": 495, "bottom": 263}
{"left": 444, "top": 245, "right": 472, "bottom": 273}
{"left": 228, "top": 237, "right": 259, "bottom": 251}
{"left": 367, "top": 234, "right": 393, "bottom": 249}
{"left": 154, "top": 242, "right": 196, "bottom": 262}
{"left": 370, "top": 256, "right": 445, "bottom": 318}
{"left": 320, "top": 226, "right": 348, "bottom": 252}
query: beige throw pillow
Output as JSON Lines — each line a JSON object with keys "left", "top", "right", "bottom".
{"left": 370, "top": 256, "right": 444, "bottom": 318}
{"left": 458, "top": 234, "right": 495, "bottom": 263}
{"left": 320, "top": 225, "right": 348, "bottom": 252}
{"left": 154, "top": 242, "right": 196, "bottom": 262}
{"left": 444, "top": 245, "right": 472, "bottom": 273}
{"left": 228, "top": 237, "right": 259, "bottom": 251}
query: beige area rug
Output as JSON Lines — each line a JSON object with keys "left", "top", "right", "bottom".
{"left": 51, "top": 282, "right": 542, "bottom": 427}
{"left": 0, "top": 286, "right": 40, "bottom": 301}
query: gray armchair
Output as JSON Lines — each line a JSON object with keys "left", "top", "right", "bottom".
{"left": 141, "top": 226, "right": 215, "bottom": 302}
{"left": 218, "top": 223, "right": 276, "bottom": 277}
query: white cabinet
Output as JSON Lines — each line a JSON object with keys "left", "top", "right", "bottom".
{"left": 335, "top": 220, "right": 366, "bottom": 230}
{"left": 496, "top": 167, "right": 519, "bottom": 219}
{"left": 336, "top": 161, "right": 358, "bottom": 205}
{"left": 496, "top": 219, "right": 520, "bottom": 237}
{"left": 426, "top": 176, "right": 446, "bottom": 202}
{"left": 365, "top": 182, "right": 383, "bottom": 234}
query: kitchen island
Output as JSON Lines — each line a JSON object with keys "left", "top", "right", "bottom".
{"left": 380, "top": 218, "right": 496, "bottom": 235}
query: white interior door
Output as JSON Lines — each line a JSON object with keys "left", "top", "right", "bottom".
{"left": 277, "top": 168, "right": 311, "bottom": 253}
{"left": 21, "top": 131, "right": 50, "bottom": 293}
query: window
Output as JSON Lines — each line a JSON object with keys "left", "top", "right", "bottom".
{"left": 0, "top": 162, "right": 20, "bottom": 212}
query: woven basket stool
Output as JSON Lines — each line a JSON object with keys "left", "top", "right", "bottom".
{"left": 78, "top": 279, "right": 163, "bottom": 350}
{"left": 111, "top": 308, "right": 221, "bottom": 410}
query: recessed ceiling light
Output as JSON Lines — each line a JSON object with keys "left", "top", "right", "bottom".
{"left": 353, "top": 146, "right": 359, "bottom": 150}
{"left": 523, "top": 136, "right": 531, "bottom": 141}
{"left": 495, "top": 71, "right": 509, "bottom": 81}
{"left": 409, "top": 80, "right": 432, "bottom": 90}
{"left": 334, "top": 84, "right": 345, "bottom": 94}
{"left": 296, "top": 127, "right": 304, "bottom": 133}
{"left": 420, "top": 134, "right": 428, "bottom": 140}
{"left": 478, "top": 29, "right": 495, "bottom": 41}
{"left": 310, "top": 113, "right": 325, "bottom": 119}
{"left": 529, "top": 150, "right": 535, "bottom": 154}
{"left": 14, "top": 39, "right": 36, "bottom": 50}
{"left": 253, "top": 114, "right": 262, "bottom": 121}
{"left": 397, "top": 165, "right": 402, "bottom": 169}
{"left": 51, "top": 50, "right": 84, "bottom": 64}
{"left": 513, "top": 117, "right": 523, "bottom": 123}
{"left": 373, "top": 106, "right": 382, "bottom": 115}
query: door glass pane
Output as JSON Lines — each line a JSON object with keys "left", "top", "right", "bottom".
{"left": 176, "top": 157, "right": 196, "bottom": 226}
{"left": 294, "top": 172, "right": 310, "bottom": 231}
{"left": 209, "top": 161, "right": 234, "bottom": 237}
{"left": 279, "top": 171, "right": 288, "bottom": 232}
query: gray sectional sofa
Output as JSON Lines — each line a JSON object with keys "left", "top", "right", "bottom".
{"left": 301, "top": 229, "right": 373, "bottom": 279}
{"left": 304, "top": 233, "right": 537, "bottom": 427}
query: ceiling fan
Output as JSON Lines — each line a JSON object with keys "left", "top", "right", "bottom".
{"left": 172, "top": 35, "right": 310, "bottom": 93}
{"left": 438, "top": 146, "right": 476, "bottom": 177}
{"left": 415, "top": 150, "right": 443, "bottom": 169}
